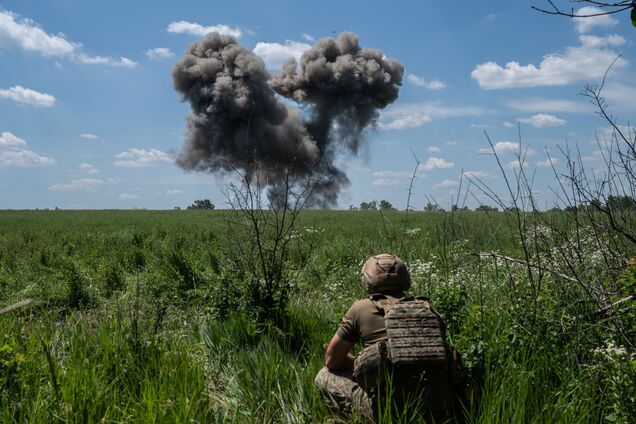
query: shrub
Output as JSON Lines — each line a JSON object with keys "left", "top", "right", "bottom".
{"left": 65, "top": 263, "right": 93, "bottom": 309}
{"left": 100, "top": 263, "right": 125, "bottom": 297}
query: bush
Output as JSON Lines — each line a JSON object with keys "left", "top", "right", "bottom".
{"left": 187, "top": 199, "right": 215, "bottom": 210}
{"left": 100, "top": 263, "right": 125, "bottom": 297}
{"left": 65, "top": 263, "right": 93, "bottom": 309}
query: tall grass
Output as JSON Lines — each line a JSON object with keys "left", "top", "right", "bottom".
{"left": 1, "top": 209, "right": 634, "bottom": 422}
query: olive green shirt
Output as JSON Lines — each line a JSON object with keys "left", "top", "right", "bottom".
{"left": 336, "top": 293, "right": 403, "bottom": 347}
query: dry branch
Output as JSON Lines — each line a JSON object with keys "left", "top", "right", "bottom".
{"left": 0, "top": 298, "right": 33, "bottom": 315}
{"left": 595, "top": 294, "right": 636, "bottom": 316}
{"left": 532, "top": 1, "right": 633, "bottom": 17}
{"left": 476, "top": 252, "right": 579, "bottom": 283}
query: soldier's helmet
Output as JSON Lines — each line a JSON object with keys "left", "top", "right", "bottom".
{"left": 361, "top": 253, "right": 410, "bottom": 294}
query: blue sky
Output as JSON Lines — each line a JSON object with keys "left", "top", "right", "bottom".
{"left": 0, "top": 1, "right": 634, "bottom": 210}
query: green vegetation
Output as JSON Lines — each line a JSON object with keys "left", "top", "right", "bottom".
{"left": 1, "top": 209, "right": 634, "bottom": 423}
{"left": 187, "top": 199, "right": 216, "bottom": 210}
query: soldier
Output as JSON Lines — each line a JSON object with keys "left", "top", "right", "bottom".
{"left": 315, "top": 253, "right": 466, "bottom": 423}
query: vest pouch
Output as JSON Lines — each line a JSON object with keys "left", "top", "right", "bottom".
{"left": 353, "top": 340, "right": 388, "bottom": 393}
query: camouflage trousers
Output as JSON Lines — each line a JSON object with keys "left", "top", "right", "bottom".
{"left": 314, "top": 367, "right": 374, "bottom": 422}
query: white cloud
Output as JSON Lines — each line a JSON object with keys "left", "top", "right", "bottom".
{"left": 80, "top": 133, "right": 99, "bottom": 140}
{"left": 596, "top": 125, "right": 633, "bottom": 145}
{"left": 49, "top": 178, "right": 116, "bottom": 192}
{"left": 471, "top": 35, "right": 627, "bottom": 90}
{"left": 380, "top": 103, "right": 486, "bottom": 130}
{"left": 504, "top": 160, "right": 527, "bottom": 170}
{"left": 167, "top": 21, "right": 242, "bottom": 38}
{"left": 115, "top": 148, "right": 173, "bottom": 167}
{"left": 582, "top": 150, "right": 604, "bottom": 162}
{"left": 586, "top": 125, "right": 633, "bottom": 155}
{"left": 463, "top": 170, "right": 490, "bottom": 178}
{"left": 334, "top": 157, "right": 370, "bottom": 172}
{"left": 484, "top": 13, "right": 497, "bottom": 23}
{"left": 160, "top": 189, "right": 183, "bottom": 195}
{"left": 505, "top": 98, "right": 590, "bottom": 113}
{"left": 603, "top": 82, "right": 636, "bottom": 112}
{"left": 579, "top": 34, "right": 625, "bottom": 48}
{"left": 118, "top": 193, "right": 139, "bottom": 200}
{"left": 518, "top": 113, "right": 567, "bottom": 128}
{"left": 372, "top": 178, "right": 400, "bottom": 187}
{"left": 75, "top": 54, "right": 137, "bottom": 68}
{"left": 427, "top": 146, "right": 441, "bottom": 153}
{"left": 434, "top": 179, "right": 458, "bottom": 189}
{"left": 0, "top": 85, "right": 55, "bottom": 107}
{"left": 0, "top": 10, "right": 77, "bottom": 56}
{"left": 380, "top": 113, "right": 432, "bottom": 130}
{"left": 78, "top": 163, "right": 99, "bottom": 174}
{"left": 503, "top": 121, "right": 515, "bottom": 128}
{"left": 145, "top": 47, "right": 174, "bottom": 60}
{"left": 535, "top": 157, "right": 559, "bottom": 168}
{"left": 373, "top": 170, "right": 411, "bottom": 178}
{"left": 0, "top": 10, "right": 136, "bottom": 68}
{"left": 407, "top": 74, "right": 446, "bottom": 90}
{"left": 0, "top": 132, "right": 26, "bottom": 147}
{"left": 301, "top": 33, "right": 315, "bottom": 42}
{"left": 253, "top": 40, "right": 311, "bottom": 71}
{"left": 573, "top": 7, "right": 618, "bottom": 33}
{"left": 478, "top": 141, "right": 519, "bottom": 154}
{"left": 0, "top": 131, "right": 55, "bottom": 167}
{"left": 419, "top": 157, "right": 455, "bottom": 171}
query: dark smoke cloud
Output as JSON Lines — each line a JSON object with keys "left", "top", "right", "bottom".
{"left": 173, "top": 32, "right": 403, "bottom": 207}
{"left": 172, "top": 33, "right": 317, "bottom": 180}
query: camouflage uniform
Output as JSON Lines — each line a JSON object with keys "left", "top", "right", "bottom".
{"left": 314, "top": 367, "right": 374, "bottom": 422}
{"left": 316, "top": 254, "right": 466, "bottom": 422}
{"left": 315, "top": 254, "right": 409, "bottom": 422}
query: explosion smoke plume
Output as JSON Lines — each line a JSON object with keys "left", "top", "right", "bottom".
{"left": 173, "top": 32, "right": 403, "bottom": 206}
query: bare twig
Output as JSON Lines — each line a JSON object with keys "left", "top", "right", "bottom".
{"left": 596, "top": 294, "right": 635, "bottom": 316}
{"left": 532, "top": 1, "right": 633, "bottom": 17}
{"left": 476, "top": 252, "right": 599, "bottom": 294}
{"left": 222, "top": 139, "right": 323, "bottom": 320}
{"left": 483, "top": 130, "right": 538, "bottom": 297}
{"left": 400, "top": 150, "right": 421, "bottom": 251}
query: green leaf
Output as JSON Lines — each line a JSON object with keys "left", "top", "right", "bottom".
{"left": 632, "top": 6, "right": 636, "bottom": 27}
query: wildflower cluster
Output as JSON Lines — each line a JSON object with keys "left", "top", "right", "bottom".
{"left": 587, "top": 340, "right": 636, "bottom": 423}
{"left": 592, "top": 341, "right": 631, "bottom": 362}
{"left": 303, "top": 226, "right": 325, "bottom": 235}
{"left": 527, "top": 224, "right": 625, "bottom": 273}
{"left": 408, "top": 258, "right": 440, "bottom": 294}
{"left": 404, "top": 227, "right": 421, "bottom": 237}
{"left": 314, "top": 262, "right": 362, "bottom": 311}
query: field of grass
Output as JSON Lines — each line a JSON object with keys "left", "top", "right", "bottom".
{"left": 1, "top": 209, "right": 635, "bottom": 423}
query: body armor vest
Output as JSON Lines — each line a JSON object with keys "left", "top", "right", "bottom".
{"left": 353, "top": 296, "right": 450, "bottom": 392}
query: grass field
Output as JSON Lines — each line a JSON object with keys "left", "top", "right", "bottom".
{"left": 1, "top": 209, "right": 635, "bottom": 423}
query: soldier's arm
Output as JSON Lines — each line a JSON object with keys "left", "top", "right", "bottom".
{"left": 325, "top": 333, "right": 355, "bottom": 371}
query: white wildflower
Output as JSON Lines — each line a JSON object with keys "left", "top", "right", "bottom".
{"left": 593, "top": 341, "right": 629, "bottom": 361}
{"left": 405, "top": 227, "right": 421, "bottom": 237}
{"left": 303, "top": 226, "right": 325, "bottom": 235}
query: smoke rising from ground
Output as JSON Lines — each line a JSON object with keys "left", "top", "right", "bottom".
{"left": 173, "top": 32, "right": 403, "bottom": 206}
